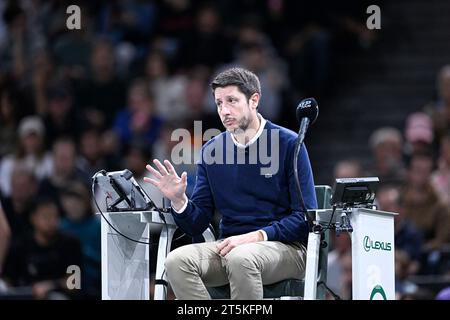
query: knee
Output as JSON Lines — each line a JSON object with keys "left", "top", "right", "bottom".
{"left": 165, "top": 246, "right": 188, "bottom": 276}
{"left": 225, "top": 248, "right": 259, "bottom": 271}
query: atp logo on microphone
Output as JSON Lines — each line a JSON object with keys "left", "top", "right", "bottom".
{"left": 298, "top": 100, "right": 312, "bottom": 109}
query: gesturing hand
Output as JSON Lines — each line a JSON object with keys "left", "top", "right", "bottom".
{"left": 144, "top": 159, "right": 187, "bottom": 211}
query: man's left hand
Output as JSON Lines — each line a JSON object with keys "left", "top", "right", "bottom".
{"left": 217, "top": 231, "right": 264, "bottom": 257}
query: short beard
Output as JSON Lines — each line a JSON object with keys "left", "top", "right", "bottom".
{"left": 230, "top": 113, "right": 254, "bottom": 134}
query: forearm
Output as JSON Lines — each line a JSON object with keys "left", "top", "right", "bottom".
{"left": 261, "top": 212, "right": 309, "bottom": 242}
{"left": 171, "top": 200, "right": 214, "bottom": 236}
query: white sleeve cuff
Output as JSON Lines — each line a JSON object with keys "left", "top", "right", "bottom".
{"left": 259, "top": 230, "right": 268, "bottom": 241}
{"left": 172, "top": 195, "right": 188, "bottom": 213}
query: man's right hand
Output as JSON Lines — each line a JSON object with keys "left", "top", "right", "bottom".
{"left": 144, "top": 159, "right": 188, "bottom": 211}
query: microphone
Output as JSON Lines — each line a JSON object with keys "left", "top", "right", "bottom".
{"left": 293, "top": 98, "right": 319, "bottom": 232}
{"left": 296, "top": 97, "right": 319, "bottom": 144}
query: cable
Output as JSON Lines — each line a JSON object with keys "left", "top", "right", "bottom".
{"left": 293, "top": 139, "right": 312, "bottom": 232}
{"left": 321, "top": 204, "right": 337, "bottom": 232}
{"left": 93, "top": 170, "right": 174, "bottom": 299}
{"left": 92, "top": 170, "right": 168, "bottom": 245}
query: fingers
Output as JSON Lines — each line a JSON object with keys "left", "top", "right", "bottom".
{"left": 217, "top": 238, "right": 230, "bottom": 256}
{"left": 145, "top": 164, "right": 163, "bottom": 179}
{"left": 143, "top": 176, "right": 159, "bottom": 187}
{"left": 153, "top": 159, "right": 169, "bottom": 176}
{"left": 164, "top": 159, "right": 180, "bottom": 177}
{"left": 219, "top": 245, "right": 232, "bottom": 257}
{"left": 181, "top": 171, "right": 187, "bottom": 184}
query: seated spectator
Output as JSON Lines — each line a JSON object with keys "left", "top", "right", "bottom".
{"left": 42, "top": 83, "right": 82, "bottom": 148}
{"left": 403, "top": 153, "right": 450, "bottom": 252}
{"left": 431, "top": 134, "right": 450, "bottom": 206}
{"left": 395, "top": 249, "right": 420, "bottom": 299}
{"left": 39, "top": 137, "right": 90, "bottom": 203}
{"left": 60, "top": 183, "right": 101, "bottom": 299}
{"left": 326, "top": 232, "right": 351, "bottom": 299}
{"left": 3, "top": 199, "right": 82, "bottom": 299}
{"left": 376, "top": 185, "right": 423, "bottom": 269}
{"left": 333, "top": 159, "right": 364, "bottom": 180}
{"left": 144, "top": 50, "right": 189, "bottom": 123}
{"left": 0, "top": 165, "right": 38, "bottom": 240}
{"left": 0, "top": 116, "right": 52, "bottom": 197}
{"left": 404, "top": 112, "right": 434, "bottom": 162}
{"left": 424, "top": 65, "right": 450, "bottom": 144}
{"left": 368, "top": 127, "right": 406, "bottom": 185}
{"left": 402, "top": 153, "right": 450, "bottom": 274}
{"left": 77, "top": 129, "right": 108, "bottom": 180}
{"left": 0, "top": 86, "right": 19, "bottom": 158}
{"left": 113, "top": 78, "right": 164, "bottom": 151}
{"left": 75, "top": 38, "right": 126, "bottom": 130}
{"left": 122, "top": 140, "right": 162, "bottom": 207}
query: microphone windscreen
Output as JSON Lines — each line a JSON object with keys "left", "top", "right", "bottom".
{"left": 296, "top": 98, "right": 319, "bottom": 125}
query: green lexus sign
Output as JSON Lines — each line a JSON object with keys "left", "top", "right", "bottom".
{"left": 370, "top": 285, "right": 387, "bottom": 300}
{"left": 363, "top": 236, "right": 392, "bottom": 252}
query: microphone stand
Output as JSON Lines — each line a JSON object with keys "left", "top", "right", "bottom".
{"left": 293, "top": 118, "right": 315, "bottom": 232}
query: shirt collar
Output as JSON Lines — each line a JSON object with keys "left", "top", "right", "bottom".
{"left": 230, "top": 113, "right": 267, "bottom": 148}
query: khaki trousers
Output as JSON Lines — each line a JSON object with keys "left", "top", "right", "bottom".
{"left": 165, "top": 240, "right": 307, "bottom": 300}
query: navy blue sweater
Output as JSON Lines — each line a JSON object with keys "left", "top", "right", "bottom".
{"left": 172, "top": 120, "right": 317, "bottom": 245}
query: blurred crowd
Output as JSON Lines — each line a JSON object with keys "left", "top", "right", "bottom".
{"left": 327, "top": 65, "right": 450, "bottom": 300}
{"left": 0, "top": 0, "right": 447, "bottom": 300}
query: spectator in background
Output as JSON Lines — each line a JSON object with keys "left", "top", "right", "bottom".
{"left": 3, "top": 199, "right": 82, "bottom": 299}
{"left": 42, "top": 83, "right": 81, "bottom": 148}
{"left": 51, "top": 4, "right": 92, "bottom": 82}
{"left": 0, "top": 166, "right": 38, "bottom": 240}
{"left": 77, "top": 129, "right": 107, "bottom": 179}
{"left": 338, "top": 251, "right": 353, "bottom": 300}
{"left": 326, "top": 232, "right": 351, "bottom": 299}
{"left": 0, "top": 85, "right": 19, "bottom": 158}
{"left": 424, "top": 65, "right": 450, "bottom": 144}
{"left": 224, "top": 25, "right": 288, "bottom": 123}
{"left": 402, "top": 153, "right": 450, "bottom": 274}
{"left": 376, "top": 185, "right": 423, "bottom": 271}
{"left": 152, "top": 121, "right": 198, "bottom": 198}
{"left": 39, "top": 137, "right": 90, "bottom": 203}
{"left": 179, "top": 4, "right": 232, "bottom": 69}
{"left": 144, "top": 50, "right": 188, "bottom": 123}
{"left": 32, "top": 49, "right": 57, "bottom": 116}
{"left": 60, "top": 183, "right": 101, "bottom": 299}
{"left": 123, "top": 140, "right": 163, "bottom": 208}
{"left": 96, "top": 0, "right": 158, "bottom": 48}
{"left": 368, "top": 127, "right": 406, "bottom": 185}
{"left": 0, "top": 2, "right": 32, "bottom": 82}
{"left": 403, "top": 112, "right": 434, "bottom": 162}
{"left": 333, "top": 159, "right": 364, "bottom": 180}
{"left": 0, "top": 115, "right": 52, "bottom": 197}
{"left": 75, "top": 38, "right": 126, "bottom": 130}
{"left": 431, "top": 134, "right": 450, "bottom": 206}
{"left": 113, "top": 78, "right": 164, "bottom": 151}
{"left": 395, "top": 249, "right": 420, "bottom": 299}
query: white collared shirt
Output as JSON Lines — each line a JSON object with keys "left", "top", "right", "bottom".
{"left": 229, "top": 113, "right": 267, "bottom": 148}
